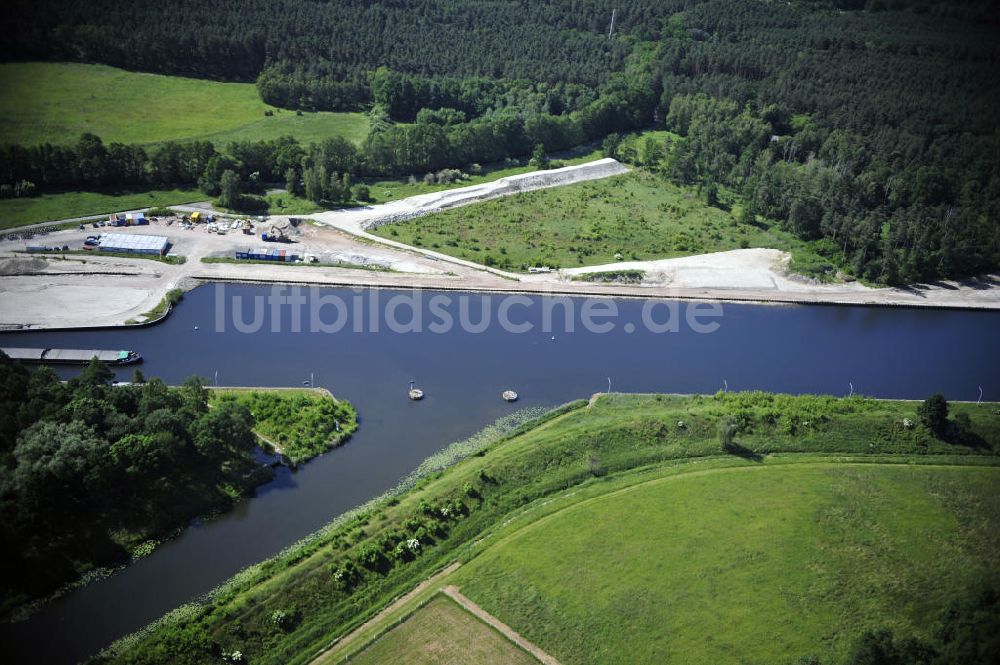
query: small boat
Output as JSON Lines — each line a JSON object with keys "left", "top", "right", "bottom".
{"left": 408, "top": 380, "right": 424, "bottom": 401}
{"left": 502, "top": 390, "right": 518, "bottom": 402}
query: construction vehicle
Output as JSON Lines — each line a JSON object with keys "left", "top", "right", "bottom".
{"left": 261, "top": 220, "right": 292, "bottom": 243}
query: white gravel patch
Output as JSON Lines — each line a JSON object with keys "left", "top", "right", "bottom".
{"left": 311, "top": 158, "right": 629, "bottom": 233}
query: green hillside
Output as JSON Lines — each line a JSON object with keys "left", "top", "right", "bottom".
{"left": 0, "top": 62, "right": 368, "bottom": 147}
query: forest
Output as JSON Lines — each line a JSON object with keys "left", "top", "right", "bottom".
{"left": 0, "top": 0, "right": 997, "bottom": 282}
{"left": 0, "top": 354, "right": 274, "bottom": 616}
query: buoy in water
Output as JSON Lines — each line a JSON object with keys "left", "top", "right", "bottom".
{"left": 502, "top": 390, "right": 518, "bottom": 402}
{"left": 194, "top": 326, "right": 199, "bottom": 330}
{"left": 408, "top": 380, "right": 424, "bottom": 400}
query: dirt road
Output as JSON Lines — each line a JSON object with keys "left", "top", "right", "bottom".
{"left": 442, "top": 585, "right": 564, "bottom": 665}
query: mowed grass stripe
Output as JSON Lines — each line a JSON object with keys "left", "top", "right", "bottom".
{"left": 0, "top": 62, "right": 368, "bottom": 147}
{"left": 452, "top": 463, "right": 1000, "bottom": 665}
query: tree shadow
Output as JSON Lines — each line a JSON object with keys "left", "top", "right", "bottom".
{"left": 723, "top": 440, "right": 763, "bottom": 462}
{"left": 948, "top": 428, "right": 992, "bottom": 451}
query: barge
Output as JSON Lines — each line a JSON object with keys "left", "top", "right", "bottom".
{"left": 2, "top": 348, "right": 143, "bottom": 366}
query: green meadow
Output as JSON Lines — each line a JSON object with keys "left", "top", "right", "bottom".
{"left": 453, "top": 463, "right": 1000, "bottom": 665}
{"left": 0, "top": 62, "right": 368, "bottom": 147}
{"left": 373, "top": 169, "right": 819, "bottom": 272}
{"left": 99, "top": 392, "right": 1000, "bottom": 665}
{"left": 0, "top": 187, "right": 201, "bottom": 229}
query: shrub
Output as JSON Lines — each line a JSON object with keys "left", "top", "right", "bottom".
{"left": 270, "top": 608, "right": 298, "bottom": 632}
{"left": 357, "top": 544, "right": 389, "bottom": 573}
{"left": 718, "top": 416, "right": 738, "bottom": 450}
{"left": 918, "top": 394, "right": 949, "bottom": 436}
{"left": 353, "top": 184, "right": 372, "bottom": 202}
{"left": 13, "top": 180, "right": 38, "bottom": 198}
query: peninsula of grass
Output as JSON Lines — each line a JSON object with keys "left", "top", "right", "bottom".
{"left": 0, "top": 62, "right": 368, "bottom": 147}
{"left": 210, "top": 389, "right": 358, "bottom": 465}
{"left": 97, "top": 392, "right": 1000, "bottom": 665}
{"left": 372, "top": 168, "right": 832, "bottom": 274}
{"left": 123, "top": 288, "right": 184, "bottom": 325}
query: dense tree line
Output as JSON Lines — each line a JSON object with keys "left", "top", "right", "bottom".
{"left": 0, "top": 0, "right": 644, "bottom": 89}
{"left": 0, "top": 79, "right": 654, "bottom": 195}
{"left": 0, "top": 0, "right": 997, "bottom": 281}
{"left": 0, "top": 353, "right": 272, "bottom": 611}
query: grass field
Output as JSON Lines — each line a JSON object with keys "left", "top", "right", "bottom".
{"left": 452, "top": 463, "right": 1000, "bottom": 665}
{"left": 101, "top": 393, "right": 1000, "bottom": 665}
{"left": 372, "top": 168, "right": 815, "bottom": 272}
{"left": 0, "top": 62, "right": 368, "bottom": 147}
{"left": 0, "top": 187, "right": 202, "bottom": 229}
{"left": 349, "top": 595, "right": 537, "bottom": 665}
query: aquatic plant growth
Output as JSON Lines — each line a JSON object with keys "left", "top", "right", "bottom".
{"left": 211, "top": 389, "right": 358, "bottom": 465}
{"left": 93, "top": 393, "right": 999, "bottom": 665}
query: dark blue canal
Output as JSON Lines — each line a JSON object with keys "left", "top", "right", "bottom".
{"left": 1, "top": 284, "right": 997, "bottom": 663}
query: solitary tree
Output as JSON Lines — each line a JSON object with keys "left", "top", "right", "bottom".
{"left": 218, "top": 169, "right": 242, "bottom": 209}
{"left": 917, "top": 394, "right": 949, "bottom": 436}
{"left": 284, "top": 167, "right": 300, "bottom": 196}
{"left": 529, "top": 143, "right": 550, "bottom": 169}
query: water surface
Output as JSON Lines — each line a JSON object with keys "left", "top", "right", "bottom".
{"left": 1, "top": 284, "right": 996, "bottom": 663}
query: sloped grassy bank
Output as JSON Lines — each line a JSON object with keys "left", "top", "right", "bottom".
{"left": 95, "top": 393, "right": 1000, "bottom": 665}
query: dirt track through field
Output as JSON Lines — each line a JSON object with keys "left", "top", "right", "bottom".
{"left": 442, "top": 585, "right": 564, "bottom": 665}
{"left": 309, "top": 562, "right": 461, "bottom": 664}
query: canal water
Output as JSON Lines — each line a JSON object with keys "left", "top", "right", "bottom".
{"left": 1, "top": 284, "right": 997, "bottom": 663}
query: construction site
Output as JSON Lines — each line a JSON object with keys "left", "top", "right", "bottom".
{"left": 1, "top": 158, "right": 998, "bottom": 330}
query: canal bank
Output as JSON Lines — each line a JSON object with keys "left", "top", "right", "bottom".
{"left": 1, "top": 284, "right": 998, "bottom": 664}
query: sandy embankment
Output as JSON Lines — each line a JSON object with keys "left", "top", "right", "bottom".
{"left": 311, "top": 158, "right": 630, "bottom": 235}
{"left": 0, "top": 158, "right": 997, "bottom": 330}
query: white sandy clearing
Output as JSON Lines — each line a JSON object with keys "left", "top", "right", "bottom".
{"left": 0, "top": 277, "right": 155, "bottom": 328}
{"left": 558, "top": 248, "right": 838, "bottom": 291}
